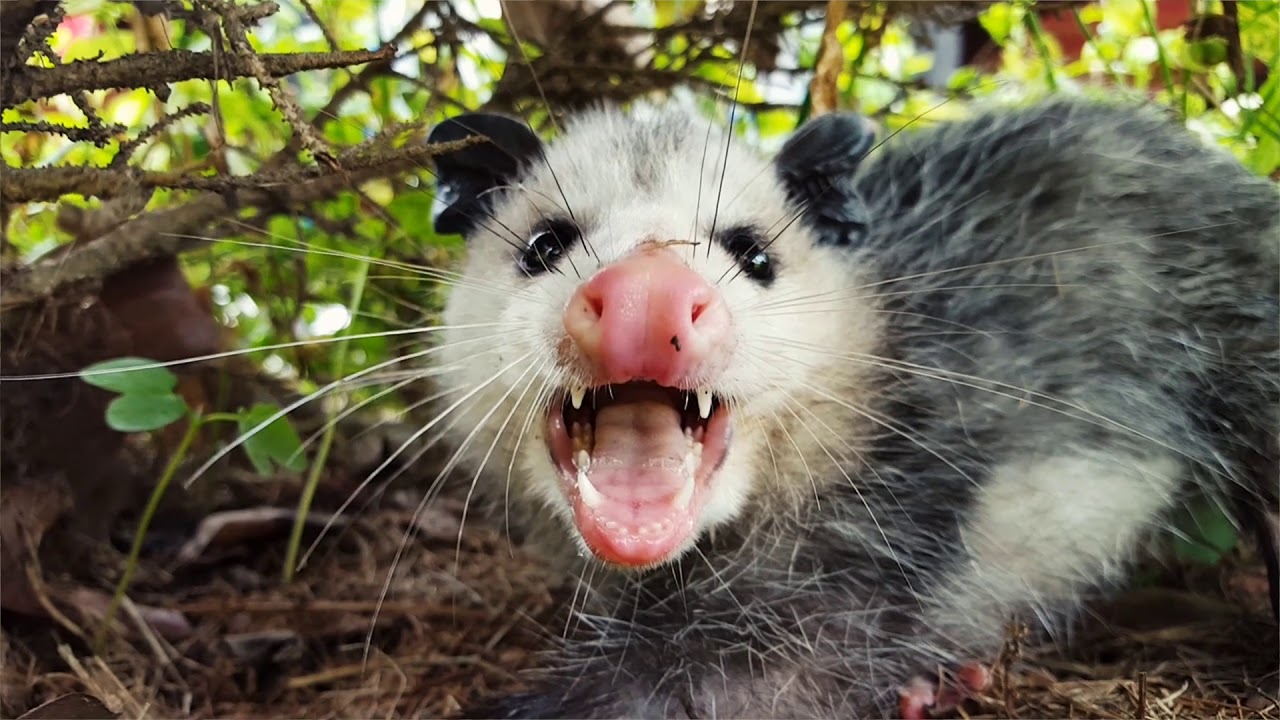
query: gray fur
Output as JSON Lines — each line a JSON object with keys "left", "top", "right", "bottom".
{"left": 433, "top": 97, "right": 1279, "bottom": 718}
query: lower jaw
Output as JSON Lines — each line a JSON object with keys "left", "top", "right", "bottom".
{"left": 544, "top": 408, "right": 730, "bottom": 568}
{"left": 571, "top": 497, "right": 699, "bottom": 568}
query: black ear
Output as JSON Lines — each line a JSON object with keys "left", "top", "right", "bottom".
{"left": 428, "top": 113, "right": 545, "bottom": 236}
{"left": 773, "top": 112, "right": 877, "bottom": 243}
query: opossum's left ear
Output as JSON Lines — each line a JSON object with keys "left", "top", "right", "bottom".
{"left": 428, "top": 113, "right": 544, "bottom": 236}
{"left": 773, "top": 112, "right": 876, "bottom": 243}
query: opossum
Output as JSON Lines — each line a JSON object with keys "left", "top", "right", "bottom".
{"left": 423, "top": 97, "right": 1280, "bottom": 718}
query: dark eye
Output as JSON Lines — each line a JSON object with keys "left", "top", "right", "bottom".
{"left": 718, "top": 226, "right": 776, "bottom": 285}
{"left": 519, "top": 219, "right": 580, "bottom": 276}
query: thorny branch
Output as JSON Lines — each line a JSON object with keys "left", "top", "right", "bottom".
{"left": 3, "top": 134, "right": 480, "bottom": 205}
{"left": 2, "top": 46, "right": 396, "bottom": 109}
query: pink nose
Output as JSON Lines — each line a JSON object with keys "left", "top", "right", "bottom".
{"left": 564, "top": 246, "right": 729, "bottom": 386}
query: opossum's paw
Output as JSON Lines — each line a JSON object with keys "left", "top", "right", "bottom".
{"left": 897, "top": 662, "right": 991, "bottom": 719}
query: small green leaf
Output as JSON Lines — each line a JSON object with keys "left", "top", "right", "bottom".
{"left": 1172, "top": 500, "right": 1240, "bottom": 565}
{"left": 237, "top": 403, "right": 307, "bottom": 474}
{"left": 1246, "top": 133, "right": 1280, "bottom": 177}
{"left": 1185, "top": 38, "right": 1228, "bottom": 69}
{"left": 104, "top": 393, "right": 189, "bottom": 432}
{"left": 81, "top": 357, "right": 179, "bottom": 395}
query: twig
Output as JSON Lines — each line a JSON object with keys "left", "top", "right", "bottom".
{"left": 298, "top": 0, "right": 339, "bottom": 51}
{"left": 111, "top": 102, "right": 214, "bottom": 169}
{"left": 207, "top": 0, "right": 337, "bottom": 167}
{"left": 0, "top": 120, "right": 127, "bottom": 144}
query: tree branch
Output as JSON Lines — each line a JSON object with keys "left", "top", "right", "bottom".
{"left": 2, "top": 130, "right": 481, "bottom": 203}
{"left": 3, "top": 45, "right": 396, "bottom": 108}
{"left": 0, "top": 134, "right": 484, "bottom": 308}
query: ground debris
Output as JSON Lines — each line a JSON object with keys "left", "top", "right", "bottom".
{"left": 2, "top": 484, "right": 1275, "bottom": 719}
{"left": 1, "top": 490, "right": 563, "bottom": 719}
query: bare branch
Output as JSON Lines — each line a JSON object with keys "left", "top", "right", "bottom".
{"left": 3, "top": 46, "right": 396, "bottom": 108}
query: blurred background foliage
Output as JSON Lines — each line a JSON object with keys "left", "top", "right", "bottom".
{"left": 3, "top": 0, "right": 1278, "bottom": 424}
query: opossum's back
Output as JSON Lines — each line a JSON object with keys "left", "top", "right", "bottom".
{"left": 825, "top": 98, "right": 1278, "bottom": 648}
{"left": 855, "top": 99, "right": 1278, "bottom": 280}
{"left": 849, "top": 98, "right": 1278, "bottom": 414}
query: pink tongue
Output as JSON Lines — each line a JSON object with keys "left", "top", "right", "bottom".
{"left": 573, "top": 400, "right": 697, "bottom": 566}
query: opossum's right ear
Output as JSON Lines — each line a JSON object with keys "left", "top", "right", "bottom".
{"left": 428, "top": 113, "right": 544, "bottom": 236}
{"left": 775, "top": 112, "right": 876, "bottom": 191}
{"left": 774, "top": 112, "right": 875, "bottom": 244}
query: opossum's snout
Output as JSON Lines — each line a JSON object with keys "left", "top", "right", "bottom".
{"left": 564, "top": 244, "right": 731, "bottom": 385}
{"left": 548, "top": 245, "right": 733, "bottom": 568}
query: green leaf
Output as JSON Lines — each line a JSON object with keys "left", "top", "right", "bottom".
{"left": 1172, "top": 500, "right": 1240, "bottom": 565}
{"left": 104, "top": 393, "right": 188, "bottom": 432}
{"left": 979, "top": 3, "right": 1016, "bottom": 44}
{"left": 237, "top": 403, "right": 307, "bottom": 474}
{"left": 1246, "top": 132, "right": 1280, "bottom": 177}
{"left": 1185, "top": 38, "right": 1228, "bottom": 70}
{"left": 81, "top": 357, "right": 178, "bottom": 395}
{"left": 386, "top": 192, "right": 438, "bottom": 241}
{"left": 1238, "top": 0, "right": 1280, "bottom": 68}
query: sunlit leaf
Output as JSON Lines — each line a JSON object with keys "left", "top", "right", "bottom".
{"left": 979, "top": 3, "right": 1016, "bottom": 44}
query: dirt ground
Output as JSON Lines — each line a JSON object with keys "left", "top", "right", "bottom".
{"left": 2, "top": 470, "right": 1277, "bottom": 720}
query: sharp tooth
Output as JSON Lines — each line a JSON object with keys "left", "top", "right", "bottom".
{"left": 570, "top": 385, "right": 586, "bottom": 410}
{"left": 575, "top": 449, "right": 590, "bottom": 471}
{"left": 673, "top": 473, "right": 695, "bottom": 510}
{"left": 696, "top": 387, "right": 713, "bottom": 419}
{"left": 578, "top": 469, "right": 604, "bottom": 508}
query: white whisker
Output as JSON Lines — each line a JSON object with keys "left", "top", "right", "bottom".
{"left": 2, "top": 322, "right": 522, "bottom": 383}
{"left": 363, "top": 347, "right": 541, "bottom": 670}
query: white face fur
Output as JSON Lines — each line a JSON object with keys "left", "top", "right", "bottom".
{"left": 434, "top": 105, "right": 882, "bottom": 562}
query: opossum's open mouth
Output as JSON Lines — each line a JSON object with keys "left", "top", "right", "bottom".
{"left": 546, "top": 381, "right": 731, "bottom": 567}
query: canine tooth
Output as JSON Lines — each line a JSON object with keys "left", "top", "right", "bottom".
{"left": 570, "top": 385, "right": 587, "bottom": 410}
{"left": 575, "top": 449, "right": 590, "bottom": 471}
{"left": 696, "top": 388, "right": 713, "bottom": 419}
{"left": 578, "top": 469, "right": 604, "bottom": 508}
{"left": 673, "top": 473, "right": 695, "bottom": 510}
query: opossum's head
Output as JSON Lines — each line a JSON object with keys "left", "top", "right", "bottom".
{"left": 428, "top": 107, "right": 881, "bottom": 569}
